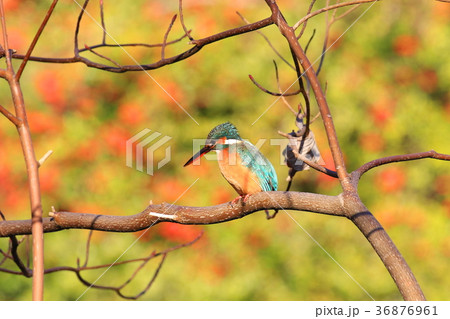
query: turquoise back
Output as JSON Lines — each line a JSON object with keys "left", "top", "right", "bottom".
{"left": 236, "top": 141, "right": 278, "bottom": 192}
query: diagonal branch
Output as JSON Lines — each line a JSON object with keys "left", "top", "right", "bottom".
{"left": 265, "top": 0, "right": 350, "bottom": 187}
{"left": 161, "top": 14, "right": 178, "bottom": 60}
{"left": 179, "top": 0, "right": 194, "bottom": 41}
{"left": 278, "top": 130, "right": 338, "bottom": 178}
{"left": 11, "top": 16, "right": 273, "bottom": 73}
{"left": 15, "top": 0, "right": 59, "bottom": 80}
{"left": 0, "top": 103, "right": 22, "bottom": 126}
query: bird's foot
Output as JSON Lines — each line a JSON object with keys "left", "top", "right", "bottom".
{"left": 265, "top": 209, "right": 279, "bottom": 220}
{"left": 231, "top": 194, "right": 251, "bottom": 205}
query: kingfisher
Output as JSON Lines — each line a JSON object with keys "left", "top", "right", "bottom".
{"left": 184, "top": 122, "right": 278, "bottom": 203}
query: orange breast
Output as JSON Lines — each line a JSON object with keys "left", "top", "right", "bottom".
{"left": 216, "top": 147, "right": 263, "bottom": 195}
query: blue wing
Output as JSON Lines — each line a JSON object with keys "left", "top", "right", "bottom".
{"left": 237, "top": 141, "right": 278, "bottom": 192}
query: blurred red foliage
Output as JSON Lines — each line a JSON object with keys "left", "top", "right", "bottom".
{"left": 158, "top": 223, "right": 202, "bottom": 243}
{"left": 393, "top": 34, "right": 420, "bottom": 57}
{"left": 375, "top": 167, "right": 406, "bottom": 193}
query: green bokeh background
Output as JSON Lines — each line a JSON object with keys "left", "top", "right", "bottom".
{"left": 0, "top": 0, "right": 449, "bottom": 300}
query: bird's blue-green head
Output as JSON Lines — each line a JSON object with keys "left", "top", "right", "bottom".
{"left": 183, "top": 122, "right": 241, "bottom": 167}
{"left": 205, "top": 122, "right": 241, "bottom": 144}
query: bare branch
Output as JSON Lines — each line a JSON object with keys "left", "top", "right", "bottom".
{"left": 293, "top": 0, "right": 380, "bottom": 31}
{"left": 237, "top": 11, "right": 294, "bottom": 69}
{"left": 265, "top": 0, "right": 426, "bottom": 301}
{"left": 100, "top": 0, "right": 106, "bottom": 44}
{"left": 59, "top": 232, "right": 201, "bottom": 299}
{"left": 0, "top": 103, "right": 22, "bottom": 126}
{"left": 11, "top": 17, "right": 273, "bottom": 73}
{"left": 82, "top": 230, "right": 94, "bottom": 267}
{"left": 179, "top": 0, "right": 194, "bottom": 41}
{"left": 15, "top": 0, "right": 59, "bottom": 80}
{"left": 273, "top": 61, "right": 297, "bottom": 114}
{"left": 9, "top": 235, "right": 32, "bottom": 277}
{"left": 161, "top": 14, "right": 178, "bottom": 60}
{"left": 297, "top": 0, "right": 317, "bottom": 39}
{"left": 278, "top": 130, "right": 337, "bottom": 178}
{"left": 74, "top": 0, "right": 90, "bottom": 56}
{"left": 0, "top": 0, "right": 45, "bottom": 300}
{"left": 248, "top": 74, "right": 300, "bottom": 97}
{"left": 37, "top": 150, "right": 53, "bottom": 167}
{"left": 0, "top": 192, "right": 344, "bottom": 237}
{"left": 352, "top": 150, "right": 450, "bottom": 181}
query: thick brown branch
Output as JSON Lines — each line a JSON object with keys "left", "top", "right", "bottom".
{"left": 293, "top": 0, "right": 380, "bottom": 31}
{"left": 0, "top": 192, "right": 344, "bottom": 237}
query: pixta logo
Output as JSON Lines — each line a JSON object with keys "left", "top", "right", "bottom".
{"left": 126, "top": 129, "right": 172, "bottom": 175}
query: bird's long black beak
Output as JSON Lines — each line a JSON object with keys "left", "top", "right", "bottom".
{"left": 183, "top": 144, "right": 215, "bottom": 167}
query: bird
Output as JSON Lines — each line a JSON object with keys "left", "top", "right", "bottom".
{"left": 184, "top": 122, "right": 278, "bottom": 203}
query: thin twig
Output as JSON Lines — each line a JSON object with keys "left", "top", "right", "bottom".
{"left": 353, "top": 150, "right": 450, "bottom": 180}
{"left": 11, "top": 17, "right": 273, "bottom": 73}
{"left": 15, "top": 0, "right": 59, "bottom": 80}
{"left": 84, "top": 44, "right": 121, "bottom": 67}
{"left": 0, "top": 104, "right": 22, "bottom": 126}
{"left": 100, "top": 0, "right": 106, "bottom": 44}
{"left": 74, "top": 0, "right": 90, "bottom": 56}
{"left": 278, "top": 131, "right": 338, "bottom": 178}
{"left": 162, "top": 14, "right": 178, "bottom": 60}
{"left": 9, "top": 235, "right": 32, "bottom": 277}
{"left": 179, "top": 0, "right": 194, "bottom": 41}
{"left": 237, "top": 11, "right": 294, "bottom": 70}
{"left": 83, "top": 230, "right": 94, "bottom": 267}
{"left": 73, "top": 232, "right": 202, "bottom": 299}
{"left": 274, "top": 61, "right": 297, "bottom": 114}
{"left": 293, "top": 0, "right": 379, "bottom": 30}
{"left": 37, "top": 150, "right": 53, "bottom": 167}
{"left": 248, "top": 74, "right": 300, "bottom": 97}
